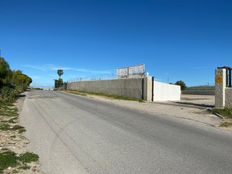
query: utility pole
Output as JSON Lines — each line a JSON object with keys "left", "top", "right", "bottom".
{"left": 0, "top": 49, "right": 1, "bottom": 58}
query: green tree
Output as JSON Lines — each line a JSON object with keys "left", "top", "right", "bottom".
{"left": 0, "top": 57, "right": 10, "bottom": 78}
{"left": 0, "top": 57, "right": 11, "bottom": 88}
{"left": 175, "top": 80, "right": 187, "bottom": 90}
{"left": 0, "top": 57, "right": 32, "bottom": 102}
{"left": 11, "top": 70, "right": 32, "bottom": 91}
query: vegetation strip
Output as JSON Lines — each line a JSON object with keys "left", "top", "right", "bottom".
{"left": 212, "top": 108, "right": 232, "bottom": 127}
{"left": 66, "top": 90, "right": 144, "bottom": 102}
{"left": 212, "top": 108, "right": 232, "bottom": 119}
{"left": 0, "top": 150, "right": 39, "bottom": 173}
{"left": 0, "top": 57, "right": 41, "bottom": 173}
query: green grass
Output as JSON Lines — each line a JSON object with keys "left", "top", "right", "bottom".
{"left": 212, "top": 108, "right": 232, "bottom": 119}
{"left": 0, "top": 123, "right": 11, "bottom": 131}
{"left": 31, "top": 87, "right": 43, "bottom": 90}
{"left": 0, "top": 100, "right": 25, "bottom": 133}
{"left": 67, "top": 90, "right": 144, "bottom": 102}
{"left": 8, "top": 117, "right": 18, "bottom": 124}
{"left": 0, "top": 123, "right": 26, "bottom": 133}
{"left": 67, "top": 90, "right": 87, "bottom": 96}
{"left": 0, "top": 151, "right": 18, "bottom": 172}
{"left": 1, "top": 117, "right": 18, "bottom": 124}
{"left": 11, "top": 125, "right": 26, "bottom": 133}
{"left": 0, "top": 96, "right": 39, "bottom": 172}
{"left": 0, "top": 101, "right": 18, "bottom": 117}
{"left": 18, "top": 152, "right": 39, "bottom": 163}
{"left": 0, "top": 150, "right": 39, "bottom": 173}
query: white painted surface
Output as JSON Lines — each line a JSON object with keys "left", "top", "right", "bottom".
{"left": 153, "top": 81, "right": 181, "bottom": 101}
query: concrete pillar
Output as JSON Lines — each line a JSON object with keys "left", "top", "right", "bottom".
{"left": 215, "top": 68, "right": 226, "bottom": 109}
{"left": 143, "top": 76, "right": 153, "bottom": 102}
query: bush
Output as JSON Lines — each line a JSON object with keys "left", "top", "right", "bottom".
{"left": 0, "top": 86, "right": 17, "bottom": 102}
{"left": 0, "top": 57, "right": 32, "bottom": 103}
{"left": 15, "top": 85, "right": 24, "bottom": 93}
{"left": 0, "top": 151, "right": 18, "bottom": 172}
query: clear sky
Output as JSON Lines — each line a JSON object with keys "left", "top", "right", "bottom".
{"left": 0, "top": 0, "right": 231, "bottom": 87}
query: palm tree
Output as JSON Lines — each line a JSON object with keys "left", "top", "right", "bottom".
{"left": 57, "top": 69, "right": 63, "bottom": 79}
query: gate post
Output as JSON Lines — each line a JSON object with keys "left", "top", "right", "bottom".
{"left": 143, "top": 76, "right": 153, "bottom": 102}
{"left": 215, "top": 68, "right": 226, "bottom": 109}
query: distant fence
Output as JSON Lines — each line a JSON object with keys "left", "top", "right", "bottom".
{"left": 182, "top": 86, "right": 215, "bottom": 95}
{"left": 153, "top": 81, "right": 181, "bottom": 101}
{"left": 68, "top": 74, "right": 117, "bottom": 83}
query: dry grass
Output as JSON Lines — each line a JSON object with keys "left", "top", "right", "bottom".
{"left": 219, "top": 119, "right": 232, "bottom": 127}
{"left": 66, "top": 90, "right": 144, "bottom": 102}
{"left": 212, "top": 108, "right": 232, "bottom": 119}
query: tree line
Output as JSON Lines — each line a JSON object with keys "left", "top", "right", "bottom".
{"left": 0, "top": 57, "right": 32, "bottom": 102}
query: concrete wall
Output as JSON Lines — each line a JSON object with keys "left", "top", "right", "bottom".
{"left": 153, "top": 81, "right": 181, "bottom": 101}
{"left": 67, "top": 78, "right": 152, "bottom": 100}
{"left": 67, "top": 77, "right": 180, "bottom": 102}
{"left": 225, "top": 88, "right": 232, "bottom": 107}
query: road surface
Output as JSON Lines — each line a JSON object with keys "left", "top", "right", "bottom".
{"left": 20, "top": 90, "right": 232, "bottom": 174}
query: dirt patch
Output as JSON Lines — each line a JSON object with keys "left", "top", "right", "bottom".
{"left": 220, "top": 120, "right": 232, "bottom": 127}
{"left": 181, "top": 94, "right": 215, "bottom": 106}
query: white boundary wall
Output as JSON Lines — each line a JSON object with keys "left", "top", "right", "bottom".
{"left": 153, "top": 81, "right": 181, "bottom": 101}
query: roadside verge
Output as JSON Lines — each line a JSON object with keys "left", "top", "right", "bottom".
{"left": 0, "top": 95, "right": 43, "bottom": 174}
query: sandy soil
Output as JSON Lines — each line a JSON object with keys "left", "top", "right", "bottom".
{"left": 181, "top": 94, "right": 215, "bottom": 106}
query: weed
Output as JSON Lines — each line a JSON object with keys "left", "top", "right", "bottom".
{"left": 0, "top": 150, "right": 39, "bottom": 173}
{"left": 220, "top": 121, "right": 232, "bottom": 127}
{"left": 212, "top": 108, "right": 232, "bottom": 119}
{"left": 8, "top": 117, "right": 17, "bottom": 123}
{"left": 18, "top": 152, "right": 39, "bottom": 163}
{"left": 0, "top": 102, "right": 18, "bottom": 117}
{"left": 0, "top": 151, "right": 18, "bottom": 172}
{"left": 67, "top": 90, "right": 87, "bottom": 96}
{"left": 0, "top": 123, "right": 11, "bottom": 131}
{"left": 12, "top": 169, "right": 19, "bottom": 173}
{"left": 18, "top": 164, "right": 30, "bottom": 170}
{"left": 11, "top": 135, "right": 16, "bottom": 139}
{"left": 11, "top": 125, "right": 26, "bottom": 133}
{"left": 0, "top": 124, "right": 26, "bottom": 133}
{"left": 67, "top": 90, "right": 144, "bottom": 102}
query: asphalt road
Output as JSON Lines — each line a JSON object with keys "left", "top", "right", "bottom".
{"left": 20, "top": 90, "right": 232, "bottom": 174}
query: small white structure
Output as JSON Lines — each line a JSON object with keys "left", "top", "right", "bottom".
{"left": 153, "top": 81, "right": 181, "bottom": 102}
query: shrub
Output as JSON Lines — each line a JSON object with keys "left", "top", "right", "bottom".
{"left": 0, "top": 86, "right": 17, "bottom": 102}
{"left": 0, "top": 151, "right": 18, "bottom": 172}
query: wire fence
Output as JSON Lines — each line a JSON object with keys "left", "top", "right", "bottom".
{"left": 67, "top": 73, "right": 117, "bottom": 83}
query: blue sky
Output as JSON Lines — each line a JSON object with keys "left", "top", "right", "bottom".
{"left": 0, "top": 0, "right": 231, "bottom": 87}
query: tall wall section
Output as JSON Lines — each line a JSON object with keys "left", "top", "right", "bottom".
{"left": 67, "top": 77, "right": 152, "bottom": 100}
